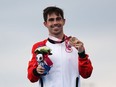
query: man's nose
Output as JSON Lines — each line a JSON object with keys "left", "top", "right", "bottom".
{"left": 53, "top": 20, "right": 59, "bottom": 24}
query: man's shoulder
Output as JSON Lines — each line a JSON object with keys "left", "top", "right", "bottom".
{"left": 32, "top": 39, "right": 48, "bottom": 53}
{"left": 33, "top": 39, "right": 48, "bottom": 47}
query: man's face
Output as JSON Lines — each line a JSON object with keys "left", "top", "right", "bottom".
{"left": 44, "top": 13, "right": 65, "bottom": 36}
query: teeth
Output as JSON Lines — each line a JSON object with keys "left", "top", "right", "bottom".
{"left": 54, "top": 26, "right": 59, "bottom": 28}
{"left": 54, "top": 26, "right": 58, "bottom": 27}
{"left": 51, "top": 25, "right": 61, "bottom": 29}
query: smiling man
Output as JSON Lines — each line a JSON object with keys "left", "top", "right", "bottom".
{"left": 44, "top": 7, "right": 65, "bottom": 39}
{"left": 27, "top": 6, "right": 93, "bottom": 87}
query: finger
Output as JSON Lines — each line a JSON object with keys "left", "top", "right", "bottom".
{"left": 75, "top": 43, "right": 83, "bottom": 48}
{"left": 75, "top": 40, "right": 83, "bottom": 45}
{"left": 36, "top": 67, "right": 45, "bottom": 74}
{"left": 38, "top": 71, "right": 44, "bottom": 74}
{"left": 74, "top": 42, "right": 83, "bottom": 48}
{"left": 37, "top": 66, "right": 45, "bottom": 70}
{"left": 38, "top": 68, "right": 45, "bottom": 71}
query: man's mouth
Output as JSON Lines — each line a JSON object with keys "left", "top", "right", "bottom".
{"left": 50, "top": 24, "right": 61, "bottom": 29}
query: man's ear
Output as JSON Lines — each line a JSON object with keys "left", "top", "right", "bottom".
{"left": 43, "top": 21, "right": 47, "bottom": 27}
{"left": 63, "top": 19, "right": 66, "bottom": 26}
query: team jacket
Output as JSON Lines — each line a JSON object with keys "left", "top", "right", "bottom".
{"left": 27, "top": 37, "right": 93, "bottom": 87}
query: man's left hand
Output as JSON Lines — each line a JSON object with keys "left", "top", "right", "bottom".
{"left": 69, "top": 37, "right": 85, "bottom": 53}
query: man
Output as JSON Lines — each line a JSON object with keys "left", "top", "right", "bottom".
{"left": 27, "top": 6, "right": 93, "bottom": 87}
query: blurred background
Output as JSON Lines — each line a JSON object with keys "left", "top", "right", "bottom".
{"left": 0, "top": 0, "right": 116, "bottom": 87}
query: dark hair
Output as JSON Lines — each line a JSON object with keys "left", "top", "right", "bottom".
{"left": 43, "top": 6, "right": 64, "bottom": 22}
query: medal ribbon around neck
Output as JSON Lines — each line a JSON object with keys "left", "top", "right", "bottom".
{"left": 64, "top": 36, "right": 73, "bottom": 53}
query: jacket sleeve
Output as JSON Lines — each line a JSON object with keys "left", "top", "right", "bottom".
{"left": 78, "top": 54, "right": 93, "bottom": 78}
{"left": 27, "top": 53, "right": 40, "bottom": 83}
{"left": 27, "top": 40, "right": 47, "bottom": 83}
{"left": 27, "top": 43, "right": 41, "bottom": 83}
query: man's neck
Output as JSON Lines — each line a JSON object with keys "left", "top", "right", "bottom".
{"left": 49, "top": 33, "right": 64, "bottom": 40}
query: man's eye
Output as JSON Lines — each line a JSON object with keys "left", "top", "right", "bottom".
{"left": 56, "top": 17, "right": 62, "bottom": 21}
{"left": 48, "top": 18, "right": 54, "bottom": 22}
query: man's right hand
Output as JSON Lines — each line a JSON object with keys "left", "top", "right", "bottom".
{"left": 36, "top": 65, "right": 45, "bottom": 75}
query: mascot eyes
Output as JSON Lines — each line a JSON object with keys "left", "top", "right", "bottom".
{"left": 36, "top": 54, "right": 43, "bottom": 61}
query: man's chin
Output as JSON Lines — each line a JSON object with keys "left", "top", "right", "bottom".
{"left": 53, "top": 30, "right": 63, "bottom": 35}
